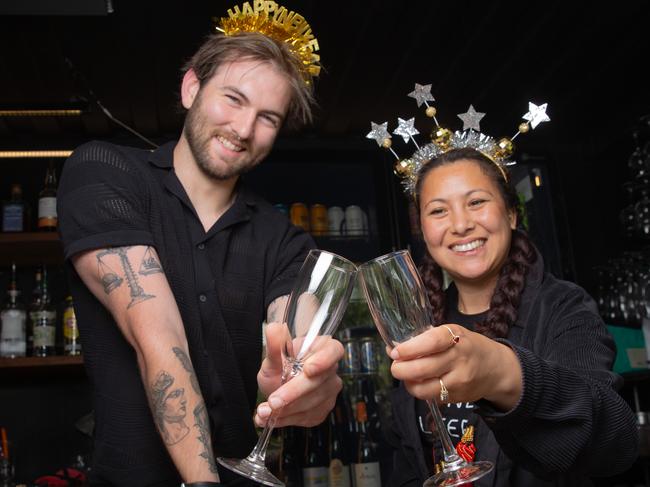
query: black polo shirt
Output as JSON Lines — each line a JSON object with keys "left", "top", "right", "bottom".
{"left": 58, "top": 140, "right": 314, "bottom": 486}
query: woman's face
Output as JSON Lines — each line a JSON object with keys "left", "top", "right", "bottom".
{"left": 419, "top": 159, "right": 516, "bottom": 288}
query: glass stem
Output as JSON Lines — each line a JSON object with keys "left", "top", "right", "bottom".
{"left": 246, "top": 358, "right": 303, "bottom": 464}
{"left": 246, "top": 411, "right": 280, "bottom": 463}
{"left": 426, "top": 399, "right": 465, "bottom": 469}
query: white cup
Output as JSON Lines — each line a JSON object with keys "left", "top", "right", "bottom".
{"left": 327, "top": 206, "right": 345, "bottom": 236}
{"left": 342, "top": 205, "right": 367, "bottom": 236}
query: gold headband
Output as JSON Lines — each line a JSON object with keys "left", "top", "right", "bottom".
{"left": 216, "top": 1, "right": 320, "bottom": 85}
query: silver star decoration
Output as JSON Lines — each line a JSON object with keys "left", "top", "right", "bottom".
{"left": 366, "top": 121, "right": 391, "bottom": 146}
{"left": 457, "top": 105, "right": 486, "bottom": 131}
{"left": 523, "top": 102, "right": 550, "bottom": 129}
{"left": 393, "top": 117, "right": 419, "bottom": 143}
{"left": 407, "top": 83, "right": 435, "bottom": 107}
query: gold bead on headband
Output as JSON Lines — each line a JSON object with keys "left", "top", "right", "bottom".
{"left": 216, "top": 1, "right": 320, "bottom": 85}
{"left": 366, "top": 83, "right": 550, "bottom": 196}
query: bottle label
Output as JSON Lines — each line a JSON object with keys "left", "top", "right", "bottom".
{"left": 1, "top": 309, "right": 27, "bottom": 357}
{"left": 38, "top": 197, "right": 57, "bottom": 224}
{"left": 352, "top": 462, "right": 381, "bottom": 487}
{"left": 328, "top": 459, "right": 350, "bottom": 487}
{"left": 33, "top": 325, "right": 56, "bottom": 347}
{"left": 303, "top": 466, "right": 329, "bottom": 487}
{"left": 2, "top": 203, "right": 24, "bottom": 232}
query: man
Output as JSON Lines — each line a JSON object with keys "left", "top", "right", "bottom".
{"left": 57, "top": 19, "right": 343, "bottom": 486}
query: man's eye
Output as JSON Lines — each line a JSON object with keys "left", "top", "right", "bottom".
{"left": 260, "top": 114, "right": 279, "bottom": 128}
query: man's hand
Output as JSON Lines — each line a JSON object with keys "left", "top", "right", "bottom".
{"left": 255, "top": 322, "right": 343, "bottom": 428}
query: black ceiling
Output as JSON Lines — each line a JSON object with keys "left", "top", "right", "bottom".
{"left": 1, "top": 0, "right": 649, "bottom": 154}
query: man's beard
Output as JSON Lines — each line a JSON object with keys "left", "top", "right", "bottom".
{"left": 184, "top": 95, "right": 257, "bottom": 181}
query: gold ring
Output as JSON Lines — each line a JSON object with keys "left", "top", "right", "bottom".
{"left": 443, "top": 325, "right": 460, "bottom": 345}
{"left": 439, "top": 378, "right": 449, "bottom": 402}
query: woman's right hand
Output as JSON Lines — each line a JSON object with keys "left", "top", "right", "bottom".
{"left": 389, "top": 324, "right": 523, "bottom": 411}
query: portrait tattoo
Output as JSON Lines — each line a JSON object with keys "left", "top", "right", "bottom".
{"left": 150, "top": 370, "right": 190, "bottom": 446}
{"left": 194, "top": 402, "right": 218, "bottom": 474}
{"left": 96, "top": 246, "right": 154, "bottom": 308}
{"left": 173, "top": 347, "right": 201, "bottom": 395}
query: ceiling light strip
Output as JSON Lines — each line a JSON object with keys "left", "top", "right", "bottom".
{"left": 0, "top": 109, "right": 82, "bottom": 117}
{"left": 0, "top": 150, "right": 73, "bottom": 159}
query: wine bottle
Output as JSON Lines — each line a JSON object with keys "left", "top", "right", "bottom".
{"left": 303, "top": 421, "right": 329, "bottom": 487}
{"left": 328, "top": 403, "right": 351, "bottom": 487}
{"left": 279, "top": 426, "right": 302, "bottom": 487}
{"left": 0, "top": 263, "right": 27, "bottom": 357}
{"left": 37, "top": 162, "right": 58, "bottom": 231}
{"left": 352, "top": 401, "right": 381, "bottom": 487}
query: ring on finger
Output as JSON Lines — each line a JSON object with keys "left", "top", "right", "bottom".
{"left": 443, "top": 325, "right": 460, "bottom": 346}
{"left": 439, "top": 378, "right": 449, "bottom": 403}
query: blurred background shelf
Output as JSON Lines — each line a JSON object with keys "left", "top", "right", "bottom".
{"left": 0, "top": 232, "right": 62, "bottom": 267}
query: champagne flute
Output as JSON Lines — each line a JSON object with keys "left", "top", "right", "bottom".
{"left": 217, "top": 249, "right": 357, "bottom": 486}
{"left": 359, "top": 250, "right": 493, "bottom": 487}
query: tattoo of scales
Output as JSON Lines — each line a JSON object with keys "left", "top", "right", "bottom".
{"left": 96, "top": 247, "right": 154, "bottom": 308}
{"left": 194, "top": 402, "right": 219, "bottom": 474}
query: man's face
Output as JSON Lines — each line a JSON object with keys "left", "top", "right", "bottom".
{"left": 182, "top": 59, "right": 292, "bottom": 180}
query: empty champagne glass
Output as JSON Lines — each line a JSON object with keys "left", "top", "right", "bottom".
{"left": 359, "top": 250, "right": 493, "bottom": 486}
{"left": 217, "top": 249, "right": 357, "bottom": 486}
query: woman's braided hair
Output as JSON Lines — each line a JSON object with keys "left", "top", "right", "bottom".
{"left": 414, "top": 147, "right": 537, "bottom": 338}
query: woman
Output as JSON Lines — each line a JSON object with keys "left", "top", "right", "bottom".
{"left": 387, "top": 147, "right": 638, "bottom": 486}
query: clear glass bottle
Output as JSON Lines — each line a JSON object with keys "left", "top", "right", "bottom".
{"left": 0, "top": 263, "right": 27, "bottom": 357}
{"left": 37, "top": 162, "right": 58, "bottom": 232}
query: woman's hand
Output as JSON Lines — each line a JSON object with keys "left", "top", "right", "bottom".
{"left": 390, "top": 324, "right": 523, "bottom": 411}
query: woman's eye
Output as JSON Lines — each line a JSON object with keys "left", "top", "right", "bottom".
{"left": 469, "top": 199, "right": 486, "bottom": 207}
{"left": 429, "top": 207, "right": 446, "bottom": 216}
{"left": 225, "top": 94, "right": 240, "bottom": 104}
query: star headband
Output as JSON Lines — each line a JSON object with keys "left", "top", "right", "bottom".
{"left": 366, "top": 83, "right": 550, "bottom": 196}
{"left": 216, "top": 1, "right": 320, "bottom": 85}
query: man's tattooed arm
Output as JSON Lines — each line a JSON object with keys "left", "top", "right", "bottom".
{"left": 173, "top": 347, "right": 201, "bottom": 395}
{"left": 194, "top": 402, "right": 219, "bottom": 474}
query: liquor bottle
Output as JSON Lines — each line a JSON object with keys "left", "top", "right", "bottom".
{"left": 31, "top": 266, "right": 56, "bottom": 356}
{"left": 352, "top": 401, "right": 381, "bottom": 487}
{"left": 303, "top": 422, "right": 329, "bottom": 487}
{"left": 26, "top": 267, "right": 43, "bottom": 356}
{"left": 0, "top": 263, "right": 27, "bottom": 357}
{"left": 328, "top": 405, "right": 351, "bottom": 487}
{"left": 37, "top": 162, "right": 58, "bottom": 231}
{"left": 278, "top": 427, "right": 302, "bottom": 487}
{"left": 62, "top": 295, "right": 81, "bottom": 356}
{"left": 1, "top": 184, "right": 27, "bottom": 233}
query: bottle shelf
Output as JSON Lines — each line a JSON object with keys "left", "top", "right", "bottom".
{"left": 0, "top": 354, "right": 82, "bottom": 369}
{"left": 0, "top": 231, "right": 63, "bottom": 266}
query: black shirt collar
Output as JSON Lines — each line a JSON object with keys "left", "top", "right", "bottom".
{"left": 147, "top": 140, "right": 258, "bottom": 235}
